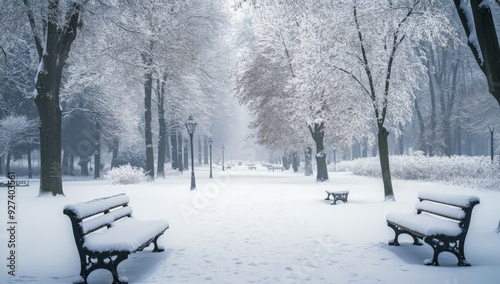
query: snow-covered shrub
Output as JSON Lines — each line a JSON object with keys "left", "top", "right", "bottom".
{"left": 104, "top": 164, "right": 147, "bottom": 185}
{"left": 335, "top": 155, "right": 500, "bottom": 190}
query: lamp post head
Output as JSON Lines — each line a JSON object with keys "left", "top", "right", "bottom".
{"left": 221, "top": 144, "right": 225, "bottom": 151}
{"left": 208, "top": 137, "right": 213, "bottom": 147}
{"left": 185, "top": 115, "right": 197, "bottom": 134}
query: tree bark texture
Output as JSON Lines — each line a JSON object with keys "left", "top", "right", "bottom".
{"left": 157, "top": 77, "right": 167, "bottom": 178}
{"left": 27, "top": 149, "right": 33, "bottom": 178}
{"left": 378, "top": 127, "right": 395, "bottom": 201}
{"left": 308, "top": 122, "right": 329, "bottom": 182}
{"left": 454, "top": 0, "right": 500, "bottom": 104}
{"left": 142, "top": 49, "right": 155, "bottom": 180}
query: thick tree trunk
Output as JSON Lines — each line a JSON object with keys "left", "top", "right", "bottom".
{"left": 454, "top": 0, "right": 500, "bottom": 103}
{"left": 304, "top": 146, "right": 313, "bottom": 176}
{"left": 24, "top": 0, "right": 84, "bottom": 196}
{"left": 142, "top": 50, "right": 155, "bottom": 180}
{"left": 378, "top": 126, "right": 395, "bottom": 201}
{"left": 308, "top": 122, "right": 329, "bottom": 182}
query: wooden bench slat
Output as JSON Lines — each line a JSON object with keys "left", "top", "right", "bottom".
{"left": 64, "top": 193, "right": 130, "bottom": 219}
{"left": 418, "top": 191, "right": 479, "bottom": 208}
{"left": 84, "top": 218, "right": 169, "bottom": 253}
{"left": 81, "top": 206, "right": 133, "bottom": 235}
{"left": 387, "top": 213, "right": 462, "bottom": 237}
{"left": 416, "top": 200, "right": 465, "bottom": 221}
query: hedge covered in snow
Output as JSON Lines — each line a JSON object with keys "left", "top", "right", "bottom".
{"left": 335, "top": 154, "right": 500, "bottom": 190}
{"left": 104, "top": 164, "right": 147, "bottom": 185}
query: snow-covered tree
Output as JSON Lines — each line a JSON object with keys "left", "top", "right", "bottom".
{"left": 21, "top": 0, "right": 88, "bottom": 196}
{"left": 453, "top": 0, "right": 500, "bottom": 103}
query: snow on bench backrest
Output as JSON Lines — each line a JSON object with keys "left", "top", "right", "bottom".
{"left": 81, "top": 206, "right": 133, "bottom": 235}
{"left": 63, "top": 193, "right": 130, "bottom": 219}
{"left": 418, "top": 191, "right": 480, "bottom": 208}
{"left": 416, "top": 200, "right": 465, "bottom": 221}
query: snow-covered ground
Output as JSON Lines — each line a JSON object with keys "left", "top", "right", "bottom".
{"left": 1, "top": 166, "right": 499, "bottom": 283}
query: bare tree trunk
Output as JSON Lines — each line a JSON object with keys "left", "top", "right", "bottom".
{"left": 5, "top": 152, "right": 11, "bottom": 178}
{"left": 171, "top": 131, "right": 179, "bottom": 170}
{"left": 142, "top": 46, "right": 155, "bottom": 180}
{"left": 308, "top": 122, "right": 329, "bottom": 182}
{"left": 157, "top": 76, "right": 167, "bottom": 178}
{"left": 27, "top": 149, "right": 32, "bottom": 178}
{"left": 204, "top": 136, "right": 208, "bottom": 165}
{"left": 378, "top": 126, "right": 395, "bottom": 201}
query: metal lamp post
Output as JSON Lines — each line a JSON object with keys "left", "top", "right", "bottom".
{"left": 185, "top": 116, "right": 197, "bottom": 190}
{"left": 208, "top": 138, "right": 213, "bottom": 179}
{"left": 221, "top": 144, "right": 225, "bottom": 171}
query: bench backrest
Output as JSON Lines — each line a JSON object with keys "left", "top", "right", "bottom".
{"left": 416, "top": 191, "right": 480, "bottom": 234}
{"left": 63, "top": 194, "right": 133, "bottom": 251}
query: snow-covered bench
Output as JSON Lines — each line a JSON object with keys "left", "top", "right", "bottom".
{"left": 386, "top": 191, "right": 479, "bottom": 266}
{"left": 325, "top": 190, "right": 349, "bottom": 205}
{"left": 63, "top": 193, "right": 169, "bottom": 284}
{"left": 267, "top": 164, "right": 284, "bottom": 172}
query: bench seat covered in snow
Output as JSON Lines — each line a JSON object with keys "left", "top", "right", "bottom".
{"left": 266, "top": 164, "right": 284, "bottom": 171}
{"left": 325, "top": 190, "right": 349, "bottom": 205}
{"left": 63, "top": 193, "right": 169, "bottom": 284}
{"left": 386, "top": 191, "right": 479, "bottom": 266}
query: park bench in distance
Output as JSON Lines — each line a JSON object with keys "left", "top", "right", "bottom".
{"left": 325, "top": 190, "right": 349, "bottom": 205}
{"left": 386, "top": 191, "right": 479, "bottom": 266}
{"left": 266, "top": 164, "right": 284, "bottom": 171}
{"left": 63, "top": 193, "right": 169, "bottom": 284}
{"left": 247, "top": 163, "right": 257, "bottom": 170}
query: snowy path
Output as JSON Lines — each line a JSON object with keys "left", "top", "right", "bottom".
{"left": 1, "top": 168, "right": 500, "bottom": 283}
